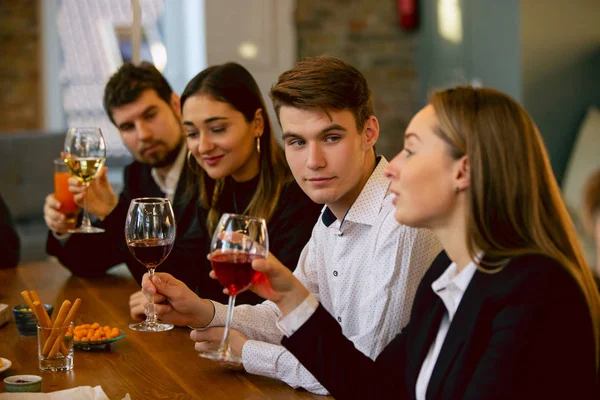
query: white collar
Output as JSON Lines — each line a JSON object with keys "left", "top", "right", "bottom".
{"left": 150, "top": 145, "right": 187, "bottom": 201}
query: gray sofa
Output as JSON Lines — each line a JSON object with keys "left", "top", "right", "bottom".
{"left": 0, "top": 131, "right": 129, "bottom": 264}
{"left": 0, "top": 132, "right": 65, "bottom": 263}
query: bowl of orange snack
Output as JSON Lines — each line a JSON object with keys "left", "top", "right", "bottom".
{"left": 66, "top": 323, "right": 125, "bottom": 350}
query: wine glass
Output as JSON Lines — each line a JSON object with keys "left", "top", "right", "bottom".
{"left": 63, "top": 127, "right": 107, "bottom": 233}
{"left": 200, "top": 213, "right": 268, "bottom": 366}
{"left": 126, "top": 197, "right": 176, "bottom": 332}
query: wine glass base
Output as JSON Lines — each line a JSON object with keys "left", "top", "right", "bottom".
{"left": 129, "top": 321, "right": 174, "bottom": 332}
{"left": 68, "top": 226, "right": 105, "bottom": 234}
{"left": 199, "top": 351, "right": 243, "bottom": 369}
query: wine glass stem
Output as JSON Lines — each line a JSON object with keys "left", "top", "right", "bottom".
{"left": 81, "top": 182, "right": 92, "bottom": 229}
{"left": 218, "top": 294, "right": 237, "bottom": 357}
{"left": 146, "top": 268, "right": 157, "bottom": 325}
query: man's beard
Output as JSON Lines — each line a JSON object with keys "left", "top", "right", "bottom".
{"left": 149, "top": 136, "right": 184, "bottom": 168}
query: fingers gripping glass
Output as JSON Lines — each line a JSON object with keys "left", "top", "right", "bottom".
{"left": 200, "top": 213, "right": 268, "bottom": 366}
{"left": 126, "top": 198, "right": 176, "bottom": 332}
{"left": 63, "top": 127, "right": 107, "bottom": 233}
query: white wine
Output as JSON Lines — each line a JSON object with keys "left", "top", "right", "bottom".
{"left": 64, "top": 157, "right": 106, "bottom": 183}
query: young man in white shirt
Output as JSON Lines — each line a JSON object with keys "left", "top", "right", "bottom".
{"left": 141, "top": 56, "right": 441, "bottom": 394}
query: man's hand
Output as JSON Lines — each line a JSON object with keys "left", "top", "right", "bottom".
{"left": 69, "top": 167, "right": 118, "bottom": 220}
{"left": 248, "top": 256, "right": 311, "bottom": 317}
{"left": 142, "top": 272, "right": 215, "bottom": 327}
{"left": 44, "top": 194, "right": 78, "bottom": 234}
{"left": 208, "top": 253, "right": 310, "bottom": 317}
{"left": 190, "top": 327, "right": 248, "bottom": 359}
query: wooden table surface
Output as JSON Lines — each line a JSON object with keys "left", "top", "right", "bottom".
{"left": 0, "top": 260, "right": 330, "bottom": 399}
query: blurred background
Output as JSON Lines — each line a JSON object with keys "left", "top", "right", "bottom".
{"left": 1, "top": 0, "right": 598, "bottom": 264}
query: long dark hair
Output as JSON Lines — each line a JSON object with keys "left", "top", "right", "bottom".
{"left": 181, "top": 62, "right": 291, "bottom": 233}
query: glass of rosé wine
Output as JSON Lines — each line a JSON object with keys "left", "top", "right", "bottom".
{"left": 125, "top": 197, "right": 176, "bottom": 332}
{"left": 200, "top": 213, "right": 268, "bottom": 366}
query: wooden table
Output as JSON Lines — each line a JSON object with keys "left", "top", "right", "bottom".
{"left": 0, "top": 260, "right": 330, "bottom": 399}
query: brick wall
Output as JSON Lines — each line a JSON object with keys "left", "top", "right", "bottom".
{"left": 0, "top": 0, "right": 41, "bottom": 132}
{"left": 296, "top": 0, "right": 418, "bottom": 159}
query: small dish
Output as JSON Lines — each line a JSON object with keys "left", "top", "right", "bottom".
{"left": 12, "top": 304, "right": 54, "bottom": 337}
{"left": 74, "top": 330, "right": 126, "bottom": 351}
{"left": 3, "top": 375, "right": 43, "bottom": 392}
{"left": 0, "top": 357, "right": 12, "bottom": 373}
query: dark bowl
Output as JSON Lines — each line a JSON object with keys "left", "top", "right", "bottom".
{"left": 12, "top": 304, "right": 53, "bottom": 337}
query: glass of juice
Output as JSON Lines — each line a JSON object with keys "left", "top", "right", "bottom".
{"left": 53, "top": 158, "right": 78, "bottom": 230}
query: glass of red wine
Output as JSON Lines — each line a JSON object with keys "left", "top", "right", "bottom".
{"left": 125, "top": 197, "right": 176, "bottom": 332}
{"left": 200, "top": 213, "right": 268, "bottom": 366}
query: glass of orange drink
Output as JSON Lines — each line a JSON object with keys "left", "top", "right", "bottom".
{"left": 54, "top": 158, "right": 78, "bottom": 229}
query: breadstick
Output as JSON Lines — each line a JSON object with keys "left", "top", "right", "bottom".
{"left": 29, "top": 290, "right": 41, "bottom": 304}
{"left": 42, "top": 300, "right": 71, "bottom": 356}
{"left": 47, "top": 298, "right": 81, "bottom": 359}
{"left": 20, "top": 291, "right": 37, "bottom": 318}
{"left": 33, "top": 300, "right": 69, "bottom": 356}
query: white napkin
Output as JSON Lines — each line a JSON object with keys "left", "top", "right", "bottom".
{"left": 0, "top": 386, "right": 130, "bottom": 400}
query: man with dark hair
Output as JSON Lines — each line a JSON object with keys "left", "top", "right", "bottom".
{"left": 140, "top": 55, "right": 441, "bottom": 394}
{"left": 44, "top": 62, "right": 205, "bottom": 310}
{"left": 0, "top": 192, "right": 20, "bottom": 269}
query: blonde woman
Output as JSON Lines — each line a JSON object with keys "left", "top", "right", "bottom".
{"left": 248, "top": 87, "right": 600, "bottom": 399}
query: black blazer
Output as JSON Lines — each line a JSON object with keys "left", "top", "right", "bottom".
{"left": 283, "top": 252, "right": 598, "bottom": 399}
{"left": 0, "top": 192, "right": 20, "bottom": 269}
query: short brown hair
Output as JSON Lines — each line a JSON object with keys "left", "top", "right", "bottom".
{"left": 269, "top": 55, "right": 373, "bottom": 131}
{"left": 103, "top": 62, "right": 173, "bottom": 124}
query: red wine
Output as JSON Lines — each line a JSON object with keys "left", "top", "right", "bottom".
{"left": 211, "top": 253, "right": 264, "bottom": 296}
{"left": 128, "top": 238, "right": 173, "bottom": 269}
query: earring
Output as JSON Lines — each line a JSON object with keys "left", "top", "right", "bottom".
{"left": 256, "top": 137, "right": 261, "bottom": 153}
{"left": 187, "top": 151, "right": 201, "bottom": 175}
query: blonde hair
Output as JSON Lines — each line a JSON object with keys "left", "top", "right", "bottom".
{"left": 430, "top": 86, "right": 600, "bottom": 371}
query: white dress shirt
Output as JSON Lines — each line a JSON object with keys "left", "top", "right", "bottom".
{"left": 415, "top": 259, "right": 478, "bottom": 400}
{"left": 206, "top": 157, "right": 442, "bottom": 394}
{"left": 150, "top": 145, "right": 186, "bottom": 203}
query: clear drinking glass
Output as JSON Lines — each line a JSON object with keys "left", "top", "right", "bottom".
{"left": 199, "top": 213, "right": 268, "bottom": 366}
{"left": 126, "top": 197, "right": 176, "bottom": 332}
{"left": 54, "top": 158, "right": 78, "bottom": 231}
{"left": 37, "top": 322, "right": 74, "bottom": 372}
{"left": 63, "top": 127, "right": 107, "bottom": 233}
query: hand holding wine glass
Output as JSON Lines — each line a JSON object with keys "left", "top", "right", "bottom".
{"left": 126, "top": 197, "right": 176, "bottom": 332}
{"left": 63, "top": 127, "right": 107, "bottom": 233}
{"left": 200, "top": 213, "right": 268, "bottom": 366}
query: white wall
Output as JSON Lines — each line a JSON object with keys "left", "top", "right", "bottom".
{"left": 164, "top": 0, "right": 297, "bottom": 139}
{"left": 520, "top": 0, "right": 600, "bottom": 183}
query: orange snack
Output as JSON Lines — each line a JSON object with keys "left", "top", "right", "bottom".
{"left": 67, "top": 322, "right": 121, "bottom": 342}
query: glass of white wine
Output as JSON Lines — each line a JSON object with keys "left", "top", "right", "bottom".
{"left": 63, "top": 127, "right": 107, "bottom": 233}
